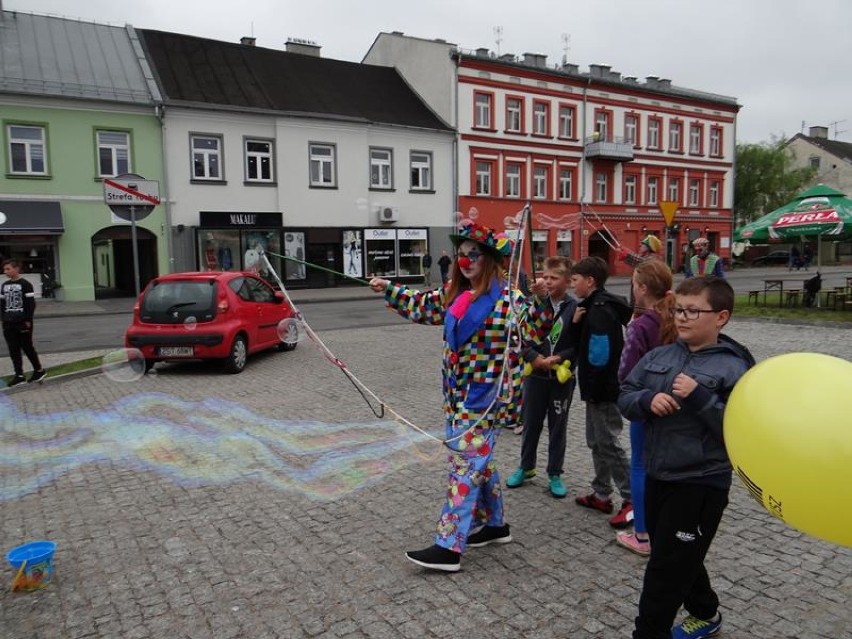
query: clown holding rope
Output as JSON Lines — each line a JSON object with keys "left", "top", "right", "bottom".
{"left": 369, "top": 222, "right": 551, "bottom": 572}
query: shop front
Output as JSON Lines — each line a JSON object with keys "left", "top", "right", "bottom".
{"left": 196, "top": 211, "right": 283, "bottom": 281}
{"left": 0, "top": 200, "right": 64, "bottom": 297}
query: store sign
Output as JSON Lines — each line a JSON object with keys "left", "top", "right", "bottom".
{"left": 365, "top": 228, "right": 396, "bottom": 240}
{"left": 199, "top": 211, "right": 283, "bottom": 228}
{"left": 557, "top": 230, "right": 572, "bottom": 241}
{"left": 399, "top": 228, "right": 427, "bottom": 240}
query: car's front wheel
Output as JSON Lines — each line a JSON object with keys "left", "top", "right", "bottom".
{"left": 223, "top": 334, "right": 248, "bottom": 374}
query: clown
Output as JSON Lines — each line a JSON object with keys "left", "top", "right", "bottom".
{"left": 370, "top": 222, "right": 551, "bottom": 572}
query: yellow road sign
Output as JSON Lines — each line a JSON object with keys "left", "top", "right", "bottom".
{"left": 659, "top": 200, "right": 679, "bottom": 226}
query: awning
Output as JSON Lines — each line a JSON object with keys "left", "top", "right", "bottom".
{"left": 0, "top": 200, "right": 64, "bottom": 234}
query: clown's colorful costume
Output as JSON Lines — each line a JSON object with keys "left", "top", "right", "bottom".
{"left": 384, "top": 277, "right": 551, "bottom": 552}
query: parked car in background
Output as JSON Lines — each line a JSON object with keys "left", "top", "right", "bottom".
{"left": 750, "top": 250, "right": 790, "bottom": 266}
{"left": 125, "top": 271, "right": 297, "bottom": 374}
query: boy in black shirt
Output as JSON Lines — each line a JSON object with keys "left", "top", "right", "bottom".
{"left": 1, "top": 259, "right": 46, "bottom": 386}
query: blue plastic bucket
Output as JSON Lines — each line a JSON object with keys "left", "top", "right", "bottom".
{"left": 6, "top": 541, "right": 56, "bottom": 591}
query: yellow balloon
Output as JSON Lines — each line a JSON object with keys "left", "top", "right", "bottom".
{"left": 553, "top": 361, "right": 573, "bottom": 384}
{"left": 724, "top": 352, "right": 852, "bottom": 548}
{"left": 523, "top": 362, "right": 533, "bottom": 377}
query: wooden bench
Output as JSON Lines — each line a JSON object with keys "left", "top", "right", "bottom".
{"left": 784, "top": 289, "right": 802, "bottom": 307}
{"left": 747, "top": 290, "right": 761, "bottom": 305}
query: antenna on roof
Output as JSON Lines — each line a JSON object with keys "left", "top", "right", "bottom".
{"left": 829, "top": 119, "right": 848, "bottom": 140}
{"left": 493, "top": 26, "right": 503, "bottom": 56}
{"left": 561, "top": 33, "right": 571, "bottom": 65}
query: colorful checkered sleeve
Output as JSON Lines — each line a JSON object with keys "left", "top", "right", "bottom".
{"left": 512, "top": 290, "right": 553, "bottom": 344}
{"left": 384, "top": 284, "right": 446, "bottom": 325}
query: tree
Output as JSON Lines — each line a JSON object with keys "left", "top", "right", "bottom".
{"left": 734, "top": 137, "right": 816, "bottom": 225}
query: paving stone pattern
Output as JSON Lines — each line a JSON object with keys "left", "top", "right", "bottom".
{"left": 1, "top": 319, "right": 851, "bottom": 638}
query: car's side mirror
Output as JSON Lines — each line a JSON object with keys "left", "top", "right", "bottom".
{"left": 273, "top": 291, "right": 285, "bottom": 304}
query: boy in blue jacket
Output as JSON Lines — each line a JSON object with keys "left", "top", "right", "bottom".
{"left": 618, "top": 276, "right": 755, "bottom": 639}
{"left": 568, "top": 257, "right": 634, "bottom": 528}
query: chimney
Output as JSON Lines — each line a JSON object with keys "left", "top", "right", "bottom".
{"left": 285, "top": 38, "right": 321, "bottom": 57}
{"left": 623, "top": 76, "right": 638, "bottom": 85}
{"left": 522, "top": 52, "right": 547, "bottom": 68}
{"left": 809, "top": 126, "right": 829, "bottom": 139}
{"left": 607, "top": 70, "right": 622, "bottom": 82}
{"left": 561, "top": 62, "right": 579, "bottom": 75}
{"left": 499, "top": 53, "right": 516, "bottom": 63}
{"left": 645, "top": 75, "right": 660, "bottom": 89}
{"left": 475, "top": 47, "right": 490, "bottom": 57}
{"left": 589, "top": 64, "right": 611, "bottom": 78}
{"left": 240, "top": 36, "right": 256, "bottom": 47}
{"left": 657, "top": 78, "right": 672, "bottom": 89}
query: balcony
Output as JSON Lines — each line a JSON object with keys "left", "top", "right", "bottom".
{"left": 585, "top": 135, "right": 634, "bottom": 162}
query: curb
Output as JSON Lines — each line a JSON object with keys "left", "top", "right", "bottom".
{"left": 1, "top": 364, "right": 104, "bottom": 393}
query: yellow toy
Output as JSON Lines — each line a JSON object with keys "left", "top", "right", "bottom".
{"left": 523, "top": 360, "right": 572, "bottom": 383}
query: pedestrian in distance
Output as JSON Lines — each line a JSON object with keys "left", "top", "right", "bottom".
{"left": 506, "top": 256, "right": 578, "bottom": 498}
{"left": 618, "top": 234, "right": 662, "bottom": 268}
{"left": 618, "top": 276, "right": 755, "bottom": 639}
{"left": 567, "top": 256, "right": 634, "bottom": 529}
{"left": 684, "top": 238, "right": 724, "bottom": 278}
{"left": 1, "top": 259, "right": 47, "bottom": 386}
{"left": 369, "top": 222, "right": 551, "bottom": 572}
{"left": 421, "top": 251, "right": 433, "bottom": 288}
{"left": 614, "top": 260, "right": 678, "bottom": 557}
{"left": 437, "top": 250, "right": 452, "bottom": 285}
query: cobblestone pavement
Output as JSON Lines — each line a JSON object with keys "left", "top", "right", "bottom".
{"left": 1, "top": 319, "right": 851, "bottom": 639}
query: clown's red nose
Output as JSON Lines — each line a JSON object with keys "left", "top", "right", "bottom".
{"left": 457, "top": 256, "right": 471, "bottom": 269}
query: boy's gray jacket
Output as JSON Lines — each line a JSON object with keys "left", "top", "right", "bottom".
{"left": 618, "top": 335, "right": 755, "bottom": 482}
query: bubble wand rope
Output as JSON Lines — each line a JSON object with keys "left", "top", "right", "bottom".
{"left": 261, "top": 206, "right": 533, "bottom": 449}
{"left": 585, "top": 206, "right": 622, "bottom": 250}
{"left": 260, "top": 250, "right": 444, "bottom": 443}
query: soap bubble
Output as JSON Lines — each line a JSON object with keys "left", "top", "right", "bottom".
{"left": 101, "top": 348, "right": 147, "bottom": 383}
{"left": 183, "top": 316, "right": 197, "bottom": 331}
{"left": 277, "top": 318, "right": 305, "bottom": 345}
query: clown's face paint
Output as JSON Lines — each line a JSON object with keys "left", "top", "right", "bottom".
{"left": 457, "top": 240, "right": 484, "bottom": 286}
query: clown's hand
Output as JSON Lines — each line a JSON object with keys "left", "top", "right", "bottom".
{"left": 530, "top": 278, "right": 547, "bottom": 297}
{"left": 369, "top": 277, "right": 390, "bottom": 293}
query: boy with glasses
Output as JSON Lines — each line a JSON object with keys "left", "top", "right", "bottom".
{"left": 618, "top": 277, "right": 754, "bottom": 639}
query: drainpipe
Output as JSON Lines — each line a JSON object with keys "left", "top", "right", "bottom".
{"left": 453, "top": 52, "right": 460, "bottom": 233}
{"left": 156, "top": 103, "right": 175, "bottom": 273}
{"left": 579, "top": 76, "right": 591, "bottom": 258}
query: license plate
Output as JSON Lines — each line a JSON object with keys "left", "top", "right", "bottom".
{"left": 158, "top": 346, "right": 194, "bottom": 357}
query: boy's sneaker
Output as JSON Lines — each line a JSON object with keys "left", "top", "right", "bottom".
{"left": 466, "top": 524, "right": 512, "bottom": 548}
{"left": 548, "top": 475, "right": 567, "bottom": 498}
{"left": 615, "top": 531, "right": 650, "bottom": 557}
{"left": 28, "top": 369, "right": 47, "bottom": 383}
{"left": 671, "top": 613, "right": 722, "bottom": 639}
{"left": 8, "top": 375, "right": 26, "bottom": 387}
{"left": 404, "top": 544, "right": 461, "bottom": 572}
{"left": 575, "top": 492, "right": 614, "bottom": 514}
{"left": 609, "top": 501, "right": 634, "bottom": 529}
{"left": 506, "top": 467, "right": 536, "bottom": 488}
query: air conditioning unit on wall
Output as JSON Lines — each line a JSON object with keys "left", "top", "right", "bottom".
{"left": 377, "top": 206, "right": 399, "bottom": 223}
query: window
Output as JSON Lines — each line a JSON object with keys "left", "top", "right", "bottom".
{"left": 594, "top": 110, "right": 610, "bottom": 141}
{"left": 669, "top": 121, "right": 682, "bottom": 152}
{"left": 7, "top": 124, "right": 47, "bottom": 175}
{"left": 559, "top": 168, "right": 573, "bottom": 201}
{"left": 647, "top": 177, "right": 659, "bottom": 205}
{"left": 475, "top": 161, "right": 492, "bottom": 195}
{"left": 97, "top": 130, "right": 130, "bottom": 177}
{"left": 648, "top": 118, "right": 661, "bottom": 150}
{"left": 191, "top": 134, "right": 222, "bottom": 180}
{"left": 558, "top": 105, "right": 575, "bottom": 138}
{"left": 689, "top": 178, "right": 701, "bottom": 206}
{"left": 506, "top": 97, "right": 523, "bottom": 133}
{"left": 533, "top": 101, "right": 550, "bottom": 136}
{"left": 709, "top": 180, "right": 720, "bottom": 207}
{"left": 595, "top": 172, "right": 608, "bottom": 203}
{"left": 245, "top": 139, "right": 274, "bottom": 182}
{"left": 709, "top": 126, "right": 723, "bottom": 157}
{"left": 533, "top": 165, "right": 549, "bottom": 199}
{"left": 809, "top": 156, "right": 821, "bottom": 170}
{"left": 506, "top": 163, "right": 522, "bottom": 197}
{"left": 624, "top": 175, "right": 637, "bottom": 204}
{"left": 410, "top": 151, "right": 432, "bottom": 191}
{"left": 309, "top": 143, "right": 336, "bottom": 187}
{"left": 369, "top": 147, "right": 393, "bottom": 189}
{"left": 668, "top": 177, "right": 680, "bottom": 203}
{"left": 689, "top": 123, "right": 703, "bottom": 155}
{"left": 625, "top": 114, "right": 639, "bottom": 146}
{"left": 474, "top": 92, "right": 493, "bottom": 129}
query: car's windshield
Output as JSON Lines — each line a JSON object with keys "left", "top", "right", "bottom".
{"left": 140, "top": 280, "right": 216, "bottom": 324}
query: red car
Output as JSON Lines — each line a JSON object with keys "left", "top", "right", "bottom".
{"left": 125, "top": 271, "right": 298, "bottom": 374}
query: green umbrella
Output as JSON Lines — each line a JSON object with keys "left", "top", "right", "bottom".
{"left": 734, "top": 184, "right": 852, "bottom": 243}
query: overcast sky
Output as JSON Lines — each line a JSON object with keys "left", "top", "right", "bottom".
{"left": 6, "top": 0, "right": 851, "bottom": 144}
